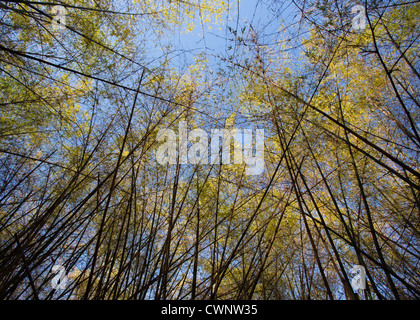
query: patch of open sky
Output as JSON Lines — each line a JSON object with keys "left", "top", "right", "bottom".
{"left": 165, "top": 0, "right": 308, "bottom": 71}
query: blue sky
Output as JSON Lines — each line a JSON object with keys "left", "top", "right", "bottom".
{"left": 162, "top": 0, "right": 302, "bottom": 71}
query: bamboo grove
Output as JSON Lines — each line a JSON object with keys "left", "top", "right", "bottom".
{"left": 0, "top": 0, "right": 419, "bottom": 300}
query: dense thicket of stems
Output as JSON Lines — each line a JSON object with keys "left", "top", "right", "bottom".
{"left": 0, "top": 0, "right": 419, "bottom": 300}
